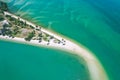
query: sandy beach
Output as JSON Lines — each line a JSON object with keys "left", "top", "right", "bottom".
{"left": 0, "top": 12, "right": 109, "bottom": 80}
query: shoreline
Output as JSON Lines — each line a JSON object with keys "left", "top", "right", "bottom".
{"left": 0, "top": 11, "right": 109, "bottom": 80}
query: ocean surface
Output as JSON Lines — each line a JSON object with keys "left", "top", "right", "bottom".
{"left": 0, "top": 0, "right": 120, "bottom": 80}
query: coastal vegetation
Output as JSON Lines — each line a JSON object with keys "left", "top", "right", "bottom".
{"left": 0, "top": 1, "right": 8, "bottom": 11}
{"left": 25, "top": 31, "right": 35, "bottom": 41}
{"left": 0, "top": 1, "right": 110, "bottom": 80}
{"left": 0, "top": 2, "right": 66, "bottom": 45}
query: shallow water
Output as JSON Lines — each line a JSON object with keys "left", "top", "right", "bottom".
{"left": 0, "top": 0, "right": 120, "bottom": 80}
{"left": 0, "top": 40, "right": 90, "bottom": 80}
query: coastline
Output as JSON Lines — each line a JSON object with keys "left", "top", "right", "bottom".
{"left": 0, "top": 11, "right": 109, "bottom": 80}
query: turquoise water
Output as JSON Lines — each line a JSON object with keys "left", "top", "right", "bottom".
{"left": 0, "top": 40, "right": 89, "bottom": 80}
{"left": 0, "top": 0, "right": 120, "bottom": 80}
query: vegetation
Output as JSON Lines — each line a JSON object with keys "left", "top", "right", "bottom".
{"left": 13, "top": 26, "right": 20, "bottom": 35}
{"left": 0, "top": 2, "right": 8, "bottom": 11}
{"left": 38, "top": 33, "right": 42, "bottom": 37}
{"left": 29, "top": 25, "right": 35, "bottom": 29}
{"left": 0, "top": 17, "right": 4, "bottom": 21}
{"left": 0, "top": 7, "right": 66, "bottom": 45}
{"left": 25, "top": 31, "right": 35, "bottom": 41}
{"left": 5, "top": 15, "right": 11, "bottom": 18}
{"left": 42, "top": 33, "right": 50, "bottom": 42}
{"left": 0, "top": 9, "right": 4, "bottom": 21}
